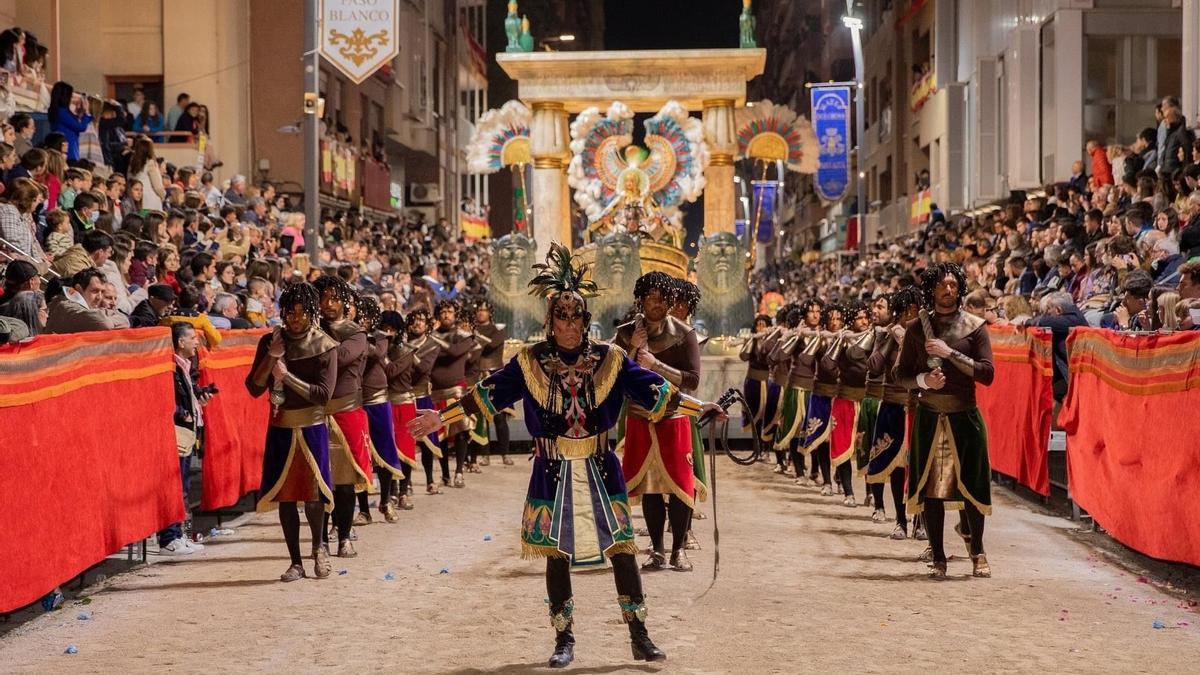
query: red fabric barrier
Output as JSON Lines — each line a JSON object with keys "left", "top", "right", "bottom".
{"left": 197, "top": 329, "right": 270, "bottom": 511}
{"left": 0, "top": 329, "right": 184, "bottom": 612}
{"left": 1059, "top": 328, "right": 1200, "bottom": 566}
{"left": 976, "top": 325, "right": 1054, "bottom": 496}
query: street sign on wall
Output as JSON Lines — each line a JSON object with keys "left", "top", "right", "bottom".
{"left": 319, "top": 0, "right": 400, "bottom": 84}
{"left": 809, "top": 85, "right": 851, "bottom": 202}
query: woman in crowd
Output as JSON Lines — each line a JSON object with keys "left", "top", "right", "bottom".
{"left": 132, "top": 101, "right": 165, "bottom": 142}
{"left": 155, "top": 246, "right": 182, "bottom": 294}
{"left": 0, "top": 289, "right": 47, "bottom": 337}
{"left": 127, "top": 137, "right": 165, "bottom": 212}
{"left": 0, "top": 177, "right": 45, "bottom": 266}
{"left": 47, "top": 81, "right": 92, "bottom": 162}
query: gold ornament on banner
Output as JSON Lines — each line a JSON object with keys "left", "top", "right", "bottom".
{"left": 328, "top": 28, "right": 391, "bottom": 67}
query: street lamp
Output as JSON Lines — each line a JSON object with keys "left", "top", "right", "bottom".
{"left": 843, "top": 3, "right": 867, "bottom": 259}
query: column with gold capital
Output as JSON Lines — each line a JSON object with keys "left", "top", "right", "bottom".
{"left": 530, "top": 101, "right": 571, "bottom": 258}
{"left": 702, "top": 99, "right": 738, "bottom": 234}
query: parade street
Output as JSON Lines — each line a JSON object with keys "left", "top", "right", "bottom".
{"left": 1, "top": 457, "right": 1195, "bottom": 673}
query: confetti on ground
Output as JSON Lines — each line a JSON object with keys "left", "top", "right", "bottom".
{"left": 64, "top": 645, "right": 78, "bottom": 655}
{"left": 383, "top": 571, "right": 395, "bottom": 581}
{"left": 1152, "top": 620, "right": 1165, "bottom": 630}
{"left": 77, "top": 612, "right": 92, "bottom": 621}
{"left": 439, "top": 567, "right": 450, "bottom": 574}
{"left": 483, "top": 534, "right": 493, "bottom": 541}
{"left": 338, "top": 570, "right": 348, "bottom": 576}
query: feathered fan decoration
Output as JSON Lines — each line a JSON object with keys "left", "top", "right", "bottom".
{"left": 567, "top": 100, "right": 708, "bottom": 224}
{"left": 528, "top": 242, "right": 600, "bottom": 300}
{"left": 735, "top": 99, "right": 818, "bottom": 173}
{"left": 466, "top": 100, "right": 532, "bottom": 174}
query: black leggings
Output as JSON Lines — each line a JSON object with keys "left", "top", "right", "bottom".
{"left": 278, "top": 500, "right": 325, "bottom": 565}
{"left": 546, "top": 552, "right": 643, "bottom": 623}
{"left": 397, "top": 462, "right": 412, "bottom": 495}
{"left": 422, "top": 444, "right": 450, "bottom": 485}
{"left": 924, "top": 498, "right": 985, "bottom": 563}
{"left": 835, "top": 461, "right": 853, "bottom": 496}
{"left": 813, "top": 443, "right": 831, "bottom": 485}
{"left": 323, "top": 484, "right": 356, "bottom": 544}
{"left": 789, "top": 441, "right": 806, "bottom": 475}
{"left": 642, "top": 493, "right": 691, "bottom": 554}
{"left": 774, "top": 449, "right": 787, "bottom": 468}
{"left": 494, "top": 414, "right": 510, "bottom": 456}
{"left": 868, "top": 470, "right": 908, "bottom": 528}
{"left": 442, "top": 431, "right": 468, "bottom": 475}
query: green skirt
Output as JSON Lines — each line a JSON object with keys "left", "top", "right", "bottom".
{"left": 772, "top": 386, "right": 807, "bottom": 451}
{"left": 690, "top": 418, "right": 708, "bottom": 502}
{"left": 905, "top": 406, "right": 991, "bottom": 516}
{"left": 854, "top": 397, "right": 880, "bottom": 474}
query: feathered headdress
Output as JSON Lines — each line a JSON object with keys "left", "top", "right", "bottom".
{"left": 466, "top": 100, "right": 532, "bottom": 174}
{"left": 735, "top": 99, "right": 819, "bottom": 173}
{"left": 527, "top": 242, "right": 600, "bottom": 301}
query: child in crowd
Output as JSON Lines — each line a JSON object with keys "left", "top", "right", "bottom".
{"left": 57, "top": 167, "right": 89, "bottom": 210}
{"left": 43, "top": 210, "right": 73, "bottom": 258}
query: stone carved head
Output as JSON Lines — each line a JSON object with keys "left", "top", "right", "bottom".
{"left": 695, "top": 231, "right": 753, "bottom": 336}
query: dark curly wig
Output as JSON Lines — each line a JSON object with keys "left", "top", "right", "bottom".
{"left": 406, "top": 307, "right": 433, "bottom": 336}
{"left": 312, "top": 274, "right": 355, "bottom": 306}
{"left": 821, "top": 303, "right": 844, "bottom": 327}
{"left": 356, "top": 295, "right": 381, "bottom": 331}
{"left": 779, "top": 303, "right": 801, "bottom": 328}
{"left": 889, "top": 286, "right": 923, "bottom": 317}
{"left": 434, "top": 298, "right": 459, "bottom": 318}
{"left": 753, "top": 313, "right": 773, "bottom": 328}
{"left": 279, "top": 282, "right": 320, "bottom": 320}
{"left": 919, "top": 262, "right": 968, "bottom": 309}
{"left": 633, "top": 270, "right": 676, "bottom": 304}
{"left": 668, "top": 278, "right": 701, "bottom": 315}
{"left": 843, "top": 299, "right": 869, "bottom": 325}
{"left": 379, "top": 310, "right": 405, "bottom": 335}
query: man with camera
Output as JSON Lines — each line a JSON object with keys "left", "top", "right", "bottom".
{"left": 157, "top": 323, "right": 214, "bottom": 555}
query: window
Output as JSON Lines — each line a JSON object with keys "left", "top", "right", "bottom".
{"left": 105, "top": 77, "right": 163, "bottom": 113}
{"left": 1084, "top": 34, "right": 1181, "bottom": 143}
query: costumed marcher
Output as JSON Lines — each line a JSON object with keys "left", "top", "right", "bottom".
{"left": 431, "top": 299, "right": 476, "bottom": 488}
{"left": 471, "top": 298, "right": 513, "bottom": 466}
{"left": 667, "top": 278, "right": 707, "bottom": 548}
{"left": 739, "top": 314, "right": 781, "bottom": 450}
{"left": 865, "top": 287, "right": 922, "bottom": 538}
{"left": 404, "top": 308, "right": 448, "bottom": 495}
{"left": 801, "top": 304, "right": 845, "bottom": 493}
{"left": 355, "top": 295, "right": 405, "bottom": 523}
{"left": 895, "top": 262, "right": 996, "bottom": 579}
{"left": 244, "top": 282, "right": 338, "bottom": 581}
{"left": 773, "top": 299, "right": 823, "bottom": 486}
{"left": 767, "top": 303, "right": 798, "bottom": 473}
{"left": 313, "top": 276, "right": 372, "bottom": 557}
{"left": 407, "top": 244, "right": 727, "bottom": 668}
{"left": 459, "top": 308, "right": 487, "bottom": 474}
{"left": 830, "top": 299, "right": 875, "bottom": 507}
{"left": 613, "top": 271, "right": 702, "bottom": 572}
{"left": 380, "top": 310, "right": 420, "bottom": 510}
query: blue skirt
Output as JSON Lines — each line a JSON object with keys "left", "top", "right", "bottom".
{"left": 364, "top": 401, "right": 404, "bottom": 477}
{"left": 257, "top": 423, "right": 333, "bottom": 511}
{"left": 865, "top": 402, "right": 908, "bottom": 482}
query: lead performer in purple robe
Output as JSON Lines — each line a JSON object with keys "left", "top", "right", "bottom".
{"left": 409, "top": 244, "right": 725, "bottom": 669}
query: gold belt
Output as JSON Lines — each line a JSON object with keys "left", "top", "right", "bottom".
{"left": 543, "top": 434, "right": 606, "bottom": 460}
{"left": 432, "top": 385, "right": 465, "bottom": 402}
{"left": 326, "top": 392, "right": 363, "bottom": 414}
{"left": 363, "top": 390, "right": 389, "bottom": 406}
{"left": 866, "top": 382, "right": 885, "bottom": 399}
{"left": 813, "top": 381, "right": 839, "bottom": 397}
{"left": 790, "top": 375, "right": 815, "bottom": 390}
{"left": 917, "top": 392, "right": 976, "bottom": 414}
{"left": 883, "top": 389, "right": 911, "bottom": 406}
{"left": 837, "top": 385, "right": 868, "bottom": 402}
{"left": 388, "top": 391, "right": 416, "bottom": 405}
{"left": 271, "top": 405, "right": 326, "bottom": 429}
{"left": 747, "top": 367, "right": 769, "bottom": 381}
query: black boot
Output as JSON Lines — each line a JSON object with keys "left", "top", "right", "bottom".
{"left": 548, "top": 629, "right": 575, "bottom": 668}
{"left": 629, "top": 618, "right": 666, "bottom": 661}
{"left": 547, "top": 599, "right": 575, "bottom": 668}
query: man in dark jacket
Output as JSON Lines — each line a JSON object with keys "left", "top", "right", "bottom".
{"left": 1161, "top": 107, "right": 1195, "bottom": 177}
{"left": 1025, "top": 292, "right": 1089, "bottom": 400}
{"left": 156, "top": 322, "right": 211, "bottom": 555}
{"left": 129, "top": 284, "right": 176, "bottom": 328}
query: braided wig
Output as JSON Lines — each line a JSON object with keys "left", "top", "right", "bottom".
{"left": 919, "top": 262, "right": 968, "bottom": 309}
{"left": 356, "top": 295, "right": 381, "bottom": 332}
{"left": 889, "top": 286, "right": 923, "bottom": 317}
{"left": 668, "top": 278, "right": 701, "bottom": 316}
{"left": 279, "top": 282, "right": 320, "bottom": 321}
{"left": 312, "top": 274, "right": 355, "bottom": 306}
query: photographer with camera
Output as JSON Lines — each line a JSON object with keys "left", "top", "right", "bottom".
{"left": 156, "top": 322, "right": 215, "bottom": 555}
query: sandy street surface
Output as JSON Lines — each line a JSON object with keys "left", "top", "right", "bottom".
{"left": 1, "top": 455, "right": 1197, "bottom": 674}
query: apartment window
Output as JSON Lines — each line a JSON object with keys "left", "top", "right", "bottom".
{"left": 1084, "top": 34, "right": 1181, "bottom": 143}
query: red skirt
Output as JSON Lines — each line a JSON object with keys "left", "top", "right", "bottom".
{"left": 390, "top": 402, "right": 423, "bottom": 469}
{"left": 329, "top": 408, "right": 372, "bottom": 487}
{"left": 621, "top": 415, "right": 696, "bottom": 508}
{"left": 829, "top": 398, "right": 862, "bottom": 467}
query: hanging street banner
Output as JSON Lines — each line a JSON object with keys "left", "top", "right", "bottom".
{"left": 320, "top": 0, "right": 400, "bottom": 84}
{"left": 751, "top": 180, "right": 780, "bottom": 244}
{"left": 810, "top": 85, "right": 852, "bottom": 202}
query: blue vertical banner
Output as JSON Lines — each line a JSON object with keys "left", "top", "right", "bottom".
{"left": 810, "top": 85, "right": 852, "bottom": 202}
{"left": 751, "top": 180, "right": 779, "bottom": 243}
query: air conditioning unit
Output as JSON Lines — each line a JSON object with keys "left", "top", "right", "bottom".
{"left": 408, "top": 183, "right": 442, "bottom": 204}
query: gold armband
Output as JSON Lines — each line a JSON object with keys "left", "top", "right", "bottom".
{"left": 677, "top": 394, "right": 703, "bottom": 417}
{"left": 439, "top": 401, "right": 467, "bottom": 428}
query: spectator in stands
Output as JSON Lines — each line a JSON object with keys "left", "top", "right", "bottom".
{"left": 1067, "top": 159, "right": 1087, "bottom": 195}
{"left": 1130, "top": 127, "right": 1157, "bottom": 181}
{"left": 0, "top": 176, "right": 45, "bottom": 266}
{"left": 1150, "top": 237, "right": 1185, "bottom": 287}
{"left": 1101, "top": 269, "right": 1154, "bottom": 331}
{"left": 99, "top": 101, "right": 130, "bottom": 172}
{"left": 5, "top": 147, "right": 44, "bottom": 192}
{"left": 243, "top": 197, "right": 267, "bottom": 225}
{"left": 51, "top": 228, "right": 113, "bottom": 279}
{"left": 125, "top": 86, "right": 145, "bottom": 120}
{"left": 59, "top": 167, "right": 86, "bottom": 212}
{"left": 161, "top": 284, "right": 221, "bottom": 346}
{"left": 201, "top": 171, "right": 221, "bottom": 208}
{"left": 45, "top": 267, "right": 129, "bottom": 333}
{"left": 47, "top": 81, "right": 92, "bottom": 162}
{"left": 0, "top": 259, "right": 39, "bottom": 309}
{"left": 105, "top": 176, "right": 126, "bottom": 227}
{"left": 421, "top": 262, "right": 465, "bottom": 303}
{"left": 165, "top": 92, "right": 190, "bottom": 132}
{"left": 1087, "top": 140, "right": 1114, "bottom": 187}
{"left": 174, "top": 101, "right": 202, "bottom": 137}
{"left": 156, "top": 246, "right": 181, "bottom": 293}
{"left": 1161, "top": 107, "right": 1194, "bottom": 177}
{"left": 209, "top": 292, "right": 250, "bottom": 329}
{"left": 0, "top": 289, "right": 46, "bottom": 339}
{"left": 128, "top": 239, "right": 157, "bottom": 288}
{"left": 190, "top": 251, "right": 216, "bottom": 287}
{"left": 1026, "top": 292, "right": 1089, "bottom": 399}
{"left": 122, "top": 178, "right": 144, "bottom": 216}
{"left": 129, "top": 283, "right": 175, "bottom": 328}
{"left": 1153, "top": 290, "right": 1181, "bottom": 331}
{"left": 9, "top": 112, "right": 33, "bottom": 158}
{"left": 156, "top": 322, "right": 208, "bottom": 556}
{"left": 223, "top": 174, "right": 248, "bottom": 206}
{"left": 132, "top": 101, "right": 165, "bottom": 140}
{"left": 128, "top": 136, "right": 165, "bottom": 212}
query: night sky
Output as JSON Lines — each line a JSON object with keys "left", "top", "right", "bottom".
{"left": 603, "top": 0, "right": 741, "bottom": 50}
